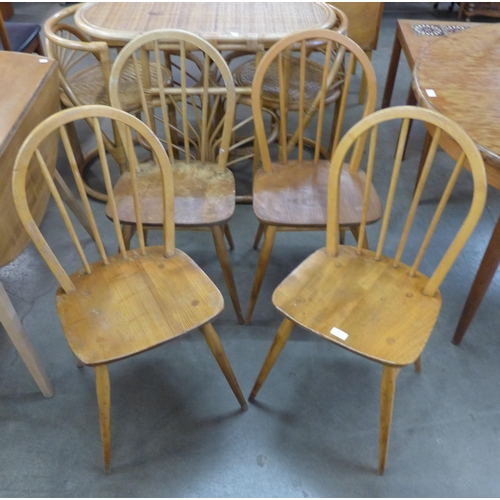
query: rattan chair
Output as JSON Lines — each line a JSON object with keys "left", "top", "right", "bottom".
{"left": 246, "top": 29, "right": 380, "bottom": 323}
{"left": 250, "top": 105, "right": 487, "bottom": 474}
{"left": 108, "top": 29, "right": 244, "bottom": 324}
{"left": 13, "top": 104, "right": 246, "bottom": 474}
{"left": 44, "top": 4, "right": 169, "bottom": 201}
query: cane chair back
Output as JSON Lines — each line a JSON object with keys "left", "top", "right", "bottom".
{"left": 250, "top": 106, "right": 487, "bottom": 475}
{"left": 13, "top": 105, "right": 246, "bottom": 472}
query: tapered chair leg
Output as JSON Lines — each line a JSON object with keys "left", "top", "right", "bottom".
{"left": 95, "top": 364, "right": 111, "bottom": 475}
{"left": 0, "top": 283, "right": 53, "bottom": 398}
{"left": 122, "top": 224, "right": 136, "bottom": 251}
{"left": 224, "top": 224, "right": 235, "bottom": 251}
{"left": 350, "top": 226, "right": 369, "bottom": 249}
{"left": 211, "top": 225, "right": 244, "bottom": 324}
{"left": 253, "top": 222, "right": 265, "bottom": 250}
{"left": 378, "top": 365, "right": 400, "bottom": 475}
{"left": 246, "top": 225, "right": 277, "bottom": 324}
{"left": 249, "top": 317, "right": 294, "bottom": 401}
{"left": 199, "top": 323, "right": 247, "bottom": 410}
{"left": 414, "top": 356, "right": 421, "bottom": 373}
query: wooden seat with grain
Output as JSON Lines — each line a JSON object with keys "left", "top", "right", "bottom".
{"left": 44, "top": 4, "right": 169, "bottom": 202}
{"left": 246, "top": 29, "right": 381, "bottom": 323}
{"left": 108, "top": 29, "right": 244, "bottom": 324}
{"left": 249, "top": 106, "right": 487, "bottom": 474}
{"left": 12, "top": 105, "right": 246, "bottom": 474}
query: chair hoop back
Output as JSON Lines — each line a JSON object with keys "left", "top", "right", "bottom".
{"left": 13, "top": 105, "right": 176, "bottom": 294}
{"left": 326, "top": 105, "right": 487, "bottom": 296}
{"left": 251, "top": 28, "right": 377, "bottom": 171}
{"left": 109, "top": 29, "right": 236, "bottom": 169}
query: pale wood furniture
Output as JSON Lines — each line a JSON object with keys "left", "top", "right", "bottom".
{"left": 328, "top": 2, "right": 384, "bottom": 103}
{"left": 0, "top": 3, "right": 13, "bottom": 21}
{"left": 75, "top": 2, "right": 337, "bottom": 49}
{"left": 0, "top": 52, "right": 58, "bottom": 398}
{"left": 245, "top": 29, "right": 381, "bottom": 324}
{"left": 250, "top": 106, "right": 487, "bottom": 474}
{"left": 0, "top": 9, "right": 43, "bottom": 54}
{"left": 108, "top": 30, "right": 244, "bottom": 324}
{"left": 44, "top": 4, "right": 169, "bottom": 202}
{"left": 413, "top": 24, "right": 500, "bottom": 345}
{"left": 13, "top": 105, "right": 247, "bottom": 474}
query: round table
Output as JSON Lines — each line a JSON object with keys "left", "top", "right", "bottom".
{"left": 413, "top": 23, "right": 500, "bottom": 344}
{"left": 75, "top": 2, "right": 337, "bottom": 49}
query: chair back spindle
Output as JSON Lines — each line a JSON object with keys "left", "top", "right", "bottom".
{"left": 326, "top": 106, "right": 487, "bottom": 297}
{"left": 12, "top": 106, "right": 176, "bottom": 293}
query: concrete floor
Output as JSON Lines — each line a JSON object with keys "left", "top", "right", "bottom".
{"left": 2, "top": 2, "right": 500, "bottom": 497}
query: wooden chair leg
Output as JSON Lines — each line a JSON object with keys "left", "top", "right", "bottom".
{"left": 94, "top": 364, "right": 111, "bottom": 475}
{"left": 199, "top": 322, "right": 247, "bottom": 410}
{"left": 53, "top": 170, "right": 95, "bottom": 240}
{"left": 0, "top": 283, "right": 53, "bottom": 398}
{"left": 122, "top": 224, "right": 136, "bottom": 251}
{"left": 378, "top": 365, "right": 400, "bottom": 475}
{"left": 414, "top": 356, "right": 421, "bottom": 373}
{"left": 211, "top": 225, "right": 244, "bottom": 324}
{"left": 350, "top": 226, "right": 369, "bottom": 250}
{"left": 249, "top": 317, "right": 294, "bottom": 401}
{"left": 245, "top": 225, "right": 277, "bottom": 324}
{"left": 253, "top": 222, "right": 265, "bottom": 250}
{"left": 224, "top": 224, "right": 235, "bottom": 251}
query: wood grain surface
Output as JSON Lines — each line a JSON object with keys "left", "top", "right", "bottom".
{"left": 0, "top": 52, "right": 59, "bottom": 267}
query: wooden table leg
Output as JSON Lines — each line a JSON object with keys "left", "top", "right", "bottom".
{"left": 452, "top": 213, "right": 500, "bottom": 345}
{"left": 0, "top": 282, "right": 53, "bottom": 397}
{"left": 381, "top": 28, "right": 402, "bottom": 109}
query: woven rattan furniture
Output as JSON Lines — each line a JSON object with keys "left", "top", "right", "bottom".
{"left": 44, "top": 4, "right": 170, "bottom": 202}
{"left": 13, "top": 104, "right": 247, "bottom": 474}
{"left": 245, "top": 29, "right": 380, "bottom": 324}
{"left": 108, "top": 30, "right": 244, "bottom": 324}
{"left": 413, "top": 24, "right": 500, "bottom": 346}
{"left": 75, "top": 3, "right": 337, "bottom": 50}
{"left": 249, "top": 106, "right": 487, "bottom": 475}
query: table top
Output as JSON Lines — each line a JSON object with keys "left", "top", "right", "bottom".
{"left": 397, "top": 18, "right": 480, "bottom": 69}
{"left": 75, "top": 2, "right": 336, "bottom": 49}
{"left": 413, "top": 23, "right": 500, "bottom": 170}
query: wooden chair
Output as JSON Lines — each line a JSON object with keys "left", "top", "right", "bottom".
{"left": 12, "top": 105, "right": 246, "bottom": 474}
{"left": 44, "top": 4, "right": 169, "bottom": 201}
{"left": 108, "top": 29, "right": 244, "bottom": 324}
{"left": 249, "top": 106, "right": 487, "bottom": 474}
{"left": 246, "top": 29, "right": 380, "bottom": 323}
{"left": 0, "top": 9, "right": 43, "bottom": 54}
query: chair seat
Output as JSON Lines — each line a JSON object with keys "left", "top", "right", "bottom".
{"left": 253, "top": 161, "right": 382, "bottom": 227}
{"left": 109, "top": 160, "right": 236, "bottom": 226}
{"left": 56, "top": 247, "right": 223, "bottom": 365}
{"left": 2, "top": 22, "right": 40, "bottom": 52}
{"left": 273, "top": 245, "right": 442, "bottom": 366}
{"left": 68, "top": 61, "right": 168, "bottom": 111}
{"left": 233, "top": 57, "right": 343, "bottom": 109}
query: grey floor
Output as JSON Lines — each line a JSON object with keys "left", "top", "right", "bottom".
{"left": 2, "top": 2, "right": 500, "bottom": 497}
